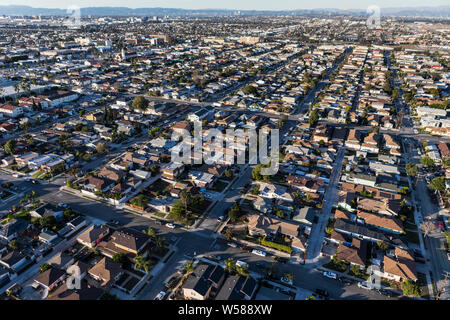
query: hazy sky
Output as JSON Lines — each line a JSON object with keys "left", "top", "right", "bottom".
{"left": 1, "top": 0, "right": 449, "bottom": 10}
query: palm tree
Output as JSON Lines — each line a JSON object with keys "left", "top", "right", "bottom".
{"left": 224, "top": 258, "right": 236, "bottom": 274}
{"left": 182, "top": 262, "right": 194, "bottom": 275}
{"left": 133, "top": 254, "right": 150, "bottom": 274}
{"left": 0, "top": 86, "right": 5, "bottom": 102}
{"left": 146, "top": 227, "right": 156, "bottom": 238}
{"left": 180, "top": 190, "right": 191, "bottom": 224}
{"left": 155, "top": 236, "right": 165, "bottom": 249}
{"left": 13, "top": 83, "right": 20, "bottom": 97}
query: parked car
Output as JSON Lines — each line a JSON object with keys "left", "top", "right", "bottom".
{"left": 236, "top": 260, "right": 249, "bottom": 269}
{"left": 275, "top": 257, "right": 288, "bottom": 264}
{"left": 155, "top": 220, "right": 163, "bottom": 225}
{"left": 339, "top": 277, "right": 354, "bottom": 285}
{"left": 217, "top": 216, "right": 225, "bottom": 222}
{"left": 165, "top": 223, "right": 176, "bottom": 229}
{"left": 315, "top": 288, "right": 329, "bottom": 298}
{"left": 154, "top": 291, "right": 166, "bottom": 300}
{"left": 358, "top": 282, "right": 372, "bottom": 290}
{"left": 323, "top": 271, "right": 337, "bottom": 280}
{"left": 377, "top": 289, "right": 395, "bottom": 297}
{"left": 227, "top": 242, "right": 238, "bottom": 248}
{"left": 252, "top": 249, "right": 267, "bottom": 257}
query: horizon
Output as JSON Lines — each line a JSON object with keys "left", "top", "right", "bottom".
{"left": 1, "top": 1, "right": 449, "bottom": 11}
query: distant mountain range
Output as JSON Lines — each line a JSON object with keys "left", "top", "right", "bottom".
{"left": 0, "top": 5, "right": 449, "bottom": 18}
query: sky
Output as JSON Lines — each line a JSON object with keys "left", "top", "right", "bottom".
{"left": 1, "top": 0, "right": 449, "bottom": 10}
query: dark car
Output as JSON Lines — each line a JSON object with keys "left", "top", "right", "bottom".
{"left": 339, "top": 277, "right": 354, "bottom": 285}
{"left": 315, "top": 288, "right": 329, "bottom": 298}
{"left": 255, "top": 262, "right": 267, "bottom": 269}
{"left": 274, "top": 257, "right": 288, "bottom": 264}
{"left": 377, "top": 289, "right": 399, "bottom": 298}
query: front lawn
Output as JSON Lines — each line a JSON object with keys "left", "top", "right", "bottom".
{"left": 348, "top": 265, "right": 370, "bottom": 280}
{"left": 211, "top": 181, "right": 228, "bottom": 192}
{"left": 323, "top": 256, "right": 349, "bottom": 273}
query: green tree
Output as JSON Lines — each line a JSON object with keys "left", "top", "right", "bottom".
{"left": 225, "top": 228, "right": 234, "bottom": 241}
{"left": 133, "top": 254, "right": 150, "bottom": 273}
{"left": 4, "top": 139, "right": 17, "bottom": 155}
{"left": 252, "top": 164, "right": 263, "bottom": 181}
{"left": 429, "top": 176, "right": 445, "bottom": 192}
{"left": 183, "top": 262, "right": 194, "bottom": 275}
{"left": 308, "top": 109, "right": 319, "bottom": 126}
{"left": 228, "top": 203, "right": 241, "bottom": 223}
{"left": 401, "top": 279, "right": 421, "bottom": 297}
{"left": 112, "top": 253, "right": 129, "bottom": 267}
{"left": 224, "top": 258, "right": 236, "bottom": 273}
{"left": 420, "top": 156, "right": 435, "bottom": 168}
{"left": 131, "top": 96, "right": 149, "bottom": 111}
{"left": 146, "top": 227, "right": 157, "bottom": 238}
{"left": 405, "top": 163, "right": 418, "bottom": 177}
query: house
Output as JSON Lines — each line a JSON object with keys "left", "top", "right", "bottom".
{"left": 357, "top": 198, "right": 401, "bottom": 216}
{"left": 292, "top": 207, "right": 316, "bottom": 227}
{"left": 49, "top": 252, "right": 75, "bottom": 270}
{"left": 88, "top": 257, "right": 123, "bottom": 288}
{"left": 39, "top": 90, "right": 79, "bottom": 109}
{"left": 39, "top": 229, "right": 58, "bottom": 244}
{"left": 98, "top": 167, "right": 125, "bottom": 182}
{"left": 383, "top": 248, "right": 418, "bottom": 282}
{"left": 357, "top": 210, "right": 404, "bottom": 234}
{"left": 161, "top": 162, "right": 185, "bottom": 181}
{"left": 247, "top": 213, "right": 307, "bottom": 252}
{"left": 104, "top": 227, "right": 151, "bottom": 256}
{"left": 257, "top": 182, "right": 293, "bottom": 202}
{"left": 187, "top": 108, "right": 213, "bottom": 122}
{"left": 188, "top": 171, "right": 216, "bottom": 188}
{"left": 48, "top": 282, "right": 104, "bottom": 300}
{"left": 31, "top": 203, "right": 64, "bottom": 221}
{"left": 215, "top": 275, "right": 258, "bottom": 300}
{"left": 0, "top": 251, "right": 28, "bottom": 272}
{"left": 80, "top": 176, "right": 115, "bottom": 193}
{"left": 334, "top": 219, "right": 407, "bottom": 249}
{"left": 286, "top": 175, "right": 324, "bottom": 194}
{"left": 253, "top": 197, "right": 273, "bottom": 214}
{"left": 0, "top": 219, "right": 31, "bottom": 241}
{"left": 34, "top": 267, "right": 66, "bottom": 291}
{"left": 76, "top": 225, "right": 110, "bottom": 248}
{"left": 336, "top": 238, "right": 367, "bottom": 268}
{"left": 0, "top": 104, "right": 24, "bottom": 118}
{"left": 183, "top": 264, "right": 226, "bottom": 300}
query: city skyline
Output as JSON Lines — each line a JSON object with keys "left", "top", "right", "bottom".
{"left": 1, "top": 0, "right": 449, "bottom": 10}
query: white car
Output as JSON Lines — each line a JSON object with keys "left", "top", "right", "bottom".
{"left": 154, "top": 291, "right": 166, "bottom": 300}
{"left": 236, "top": 260, "right": 248, "bottom": 269}
{"left": 165, "top": 223, "right": 176, "bottom": 229}
{"left": 252, "top": 249, "right": 267, "bottom": 257}
{"left": 280, "top": 277, "right": 293, "bottom": 285}
{"left": 358, "top": 282, "right": 372, "bottom": 290}
{"left": 323, "top": 271, "right": 337, "bottom": 280}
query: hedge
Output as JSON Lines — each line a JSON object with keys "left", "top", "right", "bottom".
{"left": 260, "top": 237, "right": 293, "bottom": 254}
